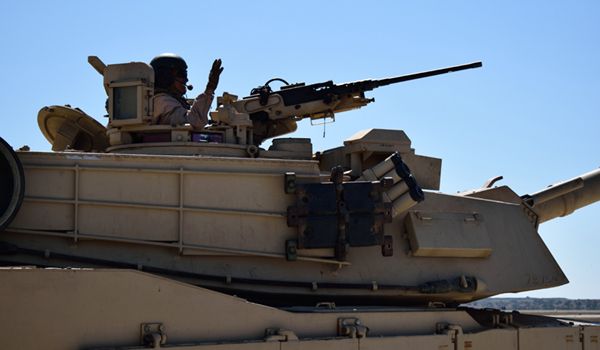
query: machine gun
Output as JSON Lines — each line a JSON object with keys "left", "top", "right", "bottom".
{"left": 210, "top": 61, "right": 482, "bottom": 145}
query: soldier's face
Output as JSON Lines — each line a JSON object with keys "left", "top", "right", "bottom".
{"left": 173, "top": 69, "right": 188, "bottom": 95}
{"left": 173, "top": 78, "right": 187, "bottom": 95}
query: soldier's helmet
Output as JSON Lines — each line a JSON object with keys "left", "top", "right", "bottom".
{"left": 150, "top": 53, "right": 188, "bottom": 89}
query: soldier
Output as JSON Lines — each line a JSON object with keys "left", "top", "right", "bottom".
{"left": 150, "top": 53, "right": 223, "bottom": 130}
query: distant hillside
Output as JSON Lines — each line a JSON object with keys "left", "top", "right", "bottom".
{"left": 464, "top": 298, "right": 600, "bottom": 310}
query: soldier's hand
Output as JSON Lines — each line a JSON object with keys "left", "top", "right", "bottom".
{"left": 206, "top": 58, "right": 223, "bottom": 93}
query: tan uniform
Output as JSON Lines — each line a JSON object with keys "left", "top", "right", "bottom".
{"left": 152, "top": 91, "right": 214, "bottom": 130}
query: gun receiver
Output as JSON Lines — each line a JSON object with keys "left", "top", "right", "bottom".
{"left": 210, "top": 61, "right": 482, "bottom": 145}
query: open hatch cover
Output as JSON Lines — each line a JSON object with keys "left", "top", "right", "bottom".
{"left": 38, "top": 105, "right": 109, "bottom": 152}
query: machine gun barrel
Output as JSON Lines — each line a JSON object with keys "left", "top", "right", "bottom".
{"left": 339, "top": 61, "right": 483, "bottom": 93}
{"left": 523, "top": 168, "right": 600, "bottom": 223}
{"left": 221, "top": 61, "right": 483, "bottom": 145}
{"left": 368, "top": 61, "right": 483, "bottom": 89}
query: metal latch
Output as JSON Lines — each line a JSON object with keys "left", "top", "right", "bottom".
{"left": 338, "top": 318, "right": 368, "bottom": 338}
{"left": 141, "top": 323, "right": 167, "bottom": 348}
{"left": 436, "top": 323, "right": 463, "bottom": 342}
{"left": 264, "top": 328, "right": 299, "bottom": 342}
{"left": 490, "top": 312, "right": 513, "bottom": 328}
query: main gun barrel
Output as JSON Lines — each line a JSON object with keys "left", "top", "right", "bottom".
{"left": 523, "top": 168, "right": 600, "bottom": 223}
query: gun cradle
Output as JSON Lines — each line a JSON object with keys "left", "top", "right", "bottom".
{"left": 210, "top": 91, "right": 374, "bottom": 145}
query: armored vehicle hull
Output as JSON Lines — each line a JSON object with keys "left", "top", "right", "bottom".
{"left": 2, "top": 130, "right": 599, "bottom": 306}
{"left": 1, "top": 267, "right": 599, "bottom": 350}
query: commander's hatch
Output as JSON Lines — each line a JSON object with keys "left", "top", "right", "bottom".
{"left": 37, "top": 105, "right": 109, "bottom": 152}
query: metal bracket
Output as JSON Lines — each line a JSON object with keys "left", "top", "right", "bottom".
{"left": 264, "top": 328, "right": 299, "bottom": 342}
{"left": 141, "top": 323, "right": 167, "bottom": 347}
{"left": 490, "top": 311, "right": 514, "bottom": 328}
{"left": 284, "top": 172, "right": 296, "bottom": 194}
{"left": 436, "top": 323, "right": 463, "bottom": 342}
{"left": 337, "top": 317, "right": 368, "bottom": 339}
{"left": 285, "top": 239, "right": 298, "bottom": 261}
{"left": 381, "top": 235, "right": 393, "bottom": 257}
{"left": 521, "top": 200, "right": 539, "bottom": 227}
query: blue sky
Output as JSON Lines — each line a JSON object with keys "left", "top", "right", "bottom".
{"left": 1, "top": 1, "right": 598, "bottom": 298}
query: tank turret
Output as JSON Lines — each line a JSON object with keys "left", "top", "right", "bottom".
{"left": 1, "top": 122, "right": 599, "bottom": 306}
{"left": 1, "top": 57, "right": 600, "bottom": 349}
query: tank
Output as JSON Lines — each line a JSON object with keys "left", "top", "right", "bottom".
{"left": 0, "top": 57, "right": 599, "bottom": 350}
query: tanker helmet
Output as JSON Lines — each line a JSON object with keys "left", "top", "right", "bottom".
{"left": 150, "top": 53, "right": 188, "bottom": 90}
